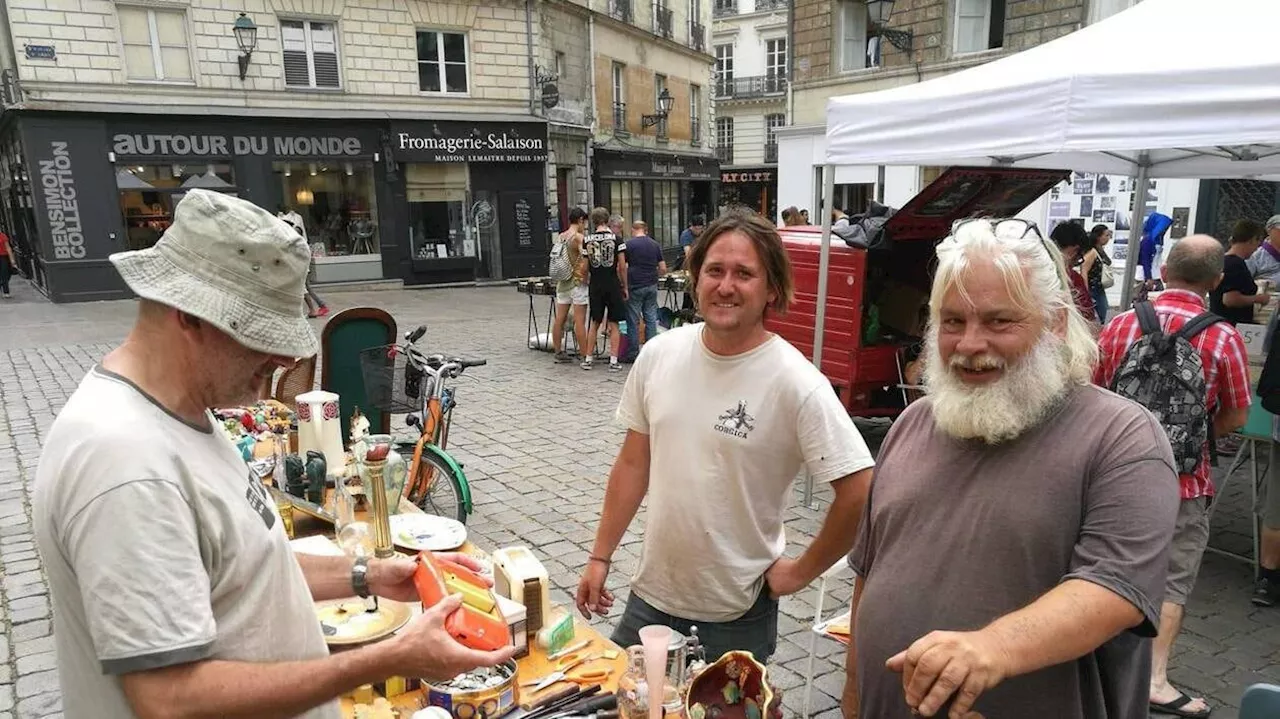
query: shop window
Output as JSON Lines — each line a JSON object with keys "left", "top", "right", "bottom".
{"left": 405, "top": 163, "right": 473, "bottom": 260}
{"left": 272, "top": 161, "right": 378, "bottom": 257}
{"left": 608, "top": 180, "right": 643, "bottom": 233}
{"left": 118, "top": 6, "right": 192, "bottom": 82}
{"left": 652, "top": 181, "right": 680, "bottom": 247}
{"left": 416, "top": 30, "right": 469, "bottom": 94}
{"left": 282, "top": 20, "right": 341, "bottom": 89}
{"left": 116, "top": 163, "right": 236, "bottom": 251}
{"left": 953, "top": 0, "right": 1004, "bottom": 54}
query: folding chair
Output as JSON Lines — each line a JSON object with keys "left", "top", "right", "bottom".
{"left": 1207, "top": 399, "right": 1272, "bottom": 578}
{"left": 803, "top": 560, "right": 855, "bottom": 718}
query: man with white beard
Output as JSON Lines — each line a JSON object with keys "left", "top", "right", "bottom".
{"left": 841, "top": 218, "right": 1180, "bottom": 719}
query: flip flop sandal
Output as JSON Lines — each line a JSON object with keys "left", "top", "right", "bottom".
{"left": 1150, "top": 691, "right": 1212, "bottom": 718}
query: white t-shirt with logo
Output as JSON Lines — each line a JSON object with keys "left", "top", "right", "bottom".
{"left": 33, "top": 367, "right": 338, "bottom": 719}
{"left": 616, "top": 324, "right": 875, "bottom": 622}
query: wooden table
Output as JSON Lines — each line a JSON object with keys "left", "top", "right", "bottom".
{"left": 283, "top": 489, "right": 624, "bottom": 718}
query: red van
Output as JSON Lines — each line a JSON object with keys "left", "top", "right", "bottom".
{"left": 766, "top": 166, "right": 1068, "bottom": 417}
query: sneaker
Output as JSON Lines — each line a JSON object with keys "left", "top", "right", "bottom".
{"left": 609, "top": 361, "right": 621, "bottom": 372}
{"left": 1252, "top": 576, "right": 1280, "bottom": 607}
{"left": 317, "top": 306, "right": 331, "bottom": 317}
{"left": 581, "top": 357, "right": 593, "bottom": 370}
{"left": 1, "top": 291, "right": 9, "bottom": 298}
{"left": 554, "top": 351, "right": 573, "bottom": 364}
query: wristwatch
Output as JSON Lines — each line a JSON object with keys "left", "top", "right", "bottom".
{"left": 351, "top": 556, "right": 371, "bottom": 598}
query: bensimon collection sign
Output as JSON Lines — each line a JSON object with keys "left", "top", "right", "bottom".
{"left": 391, "top": 122, "right": 548, "bottom": 163}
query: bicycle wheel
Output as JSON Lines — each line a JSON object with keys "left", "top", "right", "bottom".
{"left": 406, "top": 449, "right": 467, "bottom": 524}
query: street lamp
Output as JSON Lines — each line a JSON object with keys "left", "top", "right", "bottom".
{"left": 233, "top": 13, "right": 258, "bottom": 81}
{"left": 864, "top": 0, "right": 913, "bottom": 52}
{"left": 642, "top": 88, "right": 675, "bottom": 129}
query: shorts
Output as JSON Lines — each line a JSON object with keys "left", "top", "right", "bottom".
{"left": 1259, "top": 441, "right": 1280, "bottom": 530}
{"left": 1164, "top": 496, "right": 1211, "bottom": 605}
{"left": 556, "top": 283, "right": 588, "bottom": 306}
{"left": 589, "top": 284, "right": 627, "bottom": 325}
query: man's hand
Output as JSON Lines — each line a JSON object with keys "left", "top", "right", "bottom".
{"left": 575, "top": 558, "right": 615, "bottom": 619}
{"left": 886, "top": 630, "right": 1009, "bottom": 718}
{"left": 385, "top": 594, "right": 516, "bottom": 682}
{"left": 764, "top": 558, "right": 809, "bottom": 599}
{"left": 368, "top": 552, "right": 491, "bottom": 603}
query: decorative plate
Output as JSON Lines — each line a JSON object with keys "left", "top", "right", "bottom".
{"left": 390, "top": 513, "right": 468, "bottom": 552}
{"left": 314, "top": 598, "right": 412, "bottom": 646}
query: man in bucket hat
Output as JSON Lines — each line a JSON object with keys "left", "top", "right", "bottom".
{"left": 32, "top": 190, "right": 513, "bottom": 719}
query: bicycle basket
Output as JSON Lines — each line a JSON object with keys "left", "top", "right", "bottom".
{"left": 358, "top": 345, "right": 425, "bottom": 414}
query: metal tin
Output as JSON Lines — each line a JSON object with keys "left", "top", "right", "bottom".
{"left": 423, "top": 660, "right": 519, "bottom": 719}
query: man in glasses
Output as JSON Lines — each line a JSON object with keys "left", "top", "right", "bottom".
{"left": 844, "top": 218, "right": 1179, "bottom": 719}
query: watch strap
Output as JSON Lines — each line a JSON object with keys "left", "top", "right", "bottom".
{"left": 351, "top": 556, "right": 371, "bottom": 598}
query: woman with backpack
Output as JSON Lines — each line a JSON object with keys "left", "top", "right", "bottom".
{"left": 550, "top": 207, "right": 589, "bottom": 363}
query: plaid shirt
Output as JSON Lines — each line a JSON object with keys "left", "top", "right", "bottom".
{"left": 1094, "top": 290, "right": 1252, "bottom": 499}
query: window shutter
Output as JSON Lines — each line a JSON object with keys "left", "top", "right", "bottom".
{"left": 956, "top": 0, "right": 989, "bottom": 53}
{"left": 310, "top": 23, "right": 340, "bottom": 88}
{"left": 281, "top": 21, "right": 310, "bottom": 86}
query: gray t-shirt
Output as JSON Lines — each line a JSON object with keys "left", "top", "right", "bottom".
{"left": 33, "top": 367, "right": 338, "bottom": 719}
{"left": 850, "top": 385, "right": 1179, "bottom": 719}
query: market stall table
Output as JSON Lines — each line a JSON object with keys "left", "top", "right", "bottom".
{"left": 283, "top": 501, "right": 625, "bottom": 718}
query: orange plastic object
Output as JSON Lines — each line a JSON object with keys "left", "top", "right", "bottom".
{"left": 414, "top": 552, "right": 512, "bottom": 652}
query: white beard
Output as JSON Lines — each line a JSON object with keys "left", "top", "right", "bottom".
{"left": 923, "top": 331, "right": 1072, "bottom": 445}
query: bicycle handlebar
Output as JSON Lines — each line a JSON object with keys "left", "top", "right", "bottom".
{"left": 406, "top": 325, "right": 427, "bottom": 344}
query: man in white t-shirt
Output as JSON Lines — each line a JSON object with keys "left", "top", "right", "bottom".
{"left": 33, "top": 190, "right": 513, "bottom": 719}
{"left": 575, "top": 210, "right": 875, "bottom": 661}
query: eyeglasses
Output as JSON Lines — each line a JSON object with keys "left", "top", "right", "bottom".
{"left": 947, "top": 216, "right": 1070, "bottom": 290}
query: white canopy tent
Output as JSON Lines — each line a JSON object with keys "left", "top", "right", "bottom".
{"left": 798, "top": 0, "right": 1280, "bottom": 502}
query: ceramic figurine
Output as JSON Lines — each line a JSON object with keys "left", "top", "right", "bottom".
{"left": 350, "top": 407, "right": 371, "bottom": 462}
{"left": 304, "top": 450, "right": 327, "bottom": 505}
{"left": 284, "top": 454, "right": 308, "bottom": 498}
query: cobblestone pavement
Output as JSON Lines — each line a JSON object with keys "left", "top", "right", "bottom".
{"left": 0, "top": 277, "right": 1275, "bottom": 718}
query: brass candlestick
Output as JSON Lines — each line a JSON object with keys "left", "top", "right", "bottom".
{"left": 362, "top": 446, "right": 395, "bottom": 559}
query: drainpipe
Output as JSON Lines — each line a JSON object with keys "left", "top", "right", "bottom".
{"left": 526, "top": 0, "right": 537, "bottom": 115}
{"left": 586, "top": 9, "right": 598, "bottom": 207}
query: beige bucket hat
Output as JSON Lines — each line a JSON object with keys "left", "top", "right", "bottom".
{"left": 110, "top": 189, "right": 320, "bottom": 358}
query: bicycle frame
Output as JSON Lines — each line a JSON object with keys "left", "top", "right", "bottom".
{"left": 397, "top": 347, "right": 475, "bottom": 516}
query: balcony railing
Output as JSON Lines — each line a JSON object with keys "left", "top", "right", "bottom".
{"left": 764, "top": 142, "right": 778, "bottom": 163}
{"left": 716, "top": 145, "right": 733, "bottom": 164}
{"left": 715, "top": 74, "right": 787, "bottom": 99}
{"left": 713, "top": 0, "right": 736, "bottom": 17}
{"left": 689, "top": 21, "right": 706, "bottom": 52}
{"left": 654, "top": 5, "right": 673, "bottom": 39}
{"left": 691, "top": 120, "right": 701, "bottom": 146}
{"left": 613, "top": 102, "right": 628, "bottom": 135}
{"left": 609, "top": 0, "right": 634, "bottom": 24}
{"left": 656, "top": 117, "right": 669, "bottom": 141}
{"left": 754, "top": 0, "right": 787, "bottom": 11}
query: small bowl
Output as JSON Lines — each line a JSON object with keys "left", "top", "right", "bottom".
{"left": 684, "top": 650, "right": 782, "bottom": 719}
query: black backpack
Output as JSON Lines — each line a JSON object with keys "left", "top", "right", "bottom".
{"left": 1109, "top": 302, "right": 1224, "bottom": 475}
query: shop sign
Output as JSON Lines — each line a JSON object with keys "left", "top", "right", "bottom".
{"left": 36, "top": 141, "right": 85, "bottom": 260}
{"left": 395, "top": 131, "right": 547, "bottom": 163}
{"left": 111, "top": 133, "right": 364, "bottom": 157}
{"left": 721, "top": 171, "right": 773, "bottom": 183}
{"left": 596, "top": 151, "right": 719, "bottom": 181}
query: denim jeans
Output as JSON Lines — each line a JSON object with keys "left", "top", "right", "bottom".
{"left": 626, "top": 283, "right": 660, "bottom": 351}
{"left": 610, "top": 585, "right": 779, "bottom": 663}
{"left": 1091, "top": 285, "right": 1108, "bottom": 324}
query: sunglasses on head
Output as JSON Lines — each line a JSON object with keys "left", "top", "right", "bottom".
{"left": 948, "top": 217, "right": 1070, "bottom": 289}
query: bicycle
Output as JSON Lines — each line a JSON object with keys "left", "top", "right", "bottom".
{"left": 359, "top": 324, "right": 485, "bottom": 523}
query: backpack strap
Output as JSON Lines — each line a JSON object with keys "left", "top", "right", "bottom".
{"left": 1134, "top": 301, "right": 1162, "bottom": 337}
{"left": 1175, "top": 311, "right": 1225, "bottom": 342}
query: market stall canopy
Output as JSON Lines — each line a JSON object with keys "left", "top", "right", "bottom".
{"left": 824, "top": 0, "right": 1280, "bottom": 179}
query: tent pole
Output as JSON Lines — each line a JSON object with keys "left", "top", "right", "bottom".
{"left": 1119, "top": 153, "right": 1151, "bottom": 309}
{"left": 805, "top": 163, "right": 837, "bottom": 509}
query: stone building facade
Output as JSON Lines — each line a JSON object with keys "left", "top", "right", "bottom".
{"left": 780, "top": 0, "right": 1141, "bottom": 215}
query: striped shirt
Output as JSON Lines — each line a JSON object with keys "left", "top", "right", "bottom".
{"left": 1093, "top": 289, "right": 1252, "bottom": 499}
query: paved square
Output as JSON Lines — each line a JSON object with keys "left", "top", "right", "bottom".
{"left": 0, "top": 280, "right": 1274, "bottom": 718}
